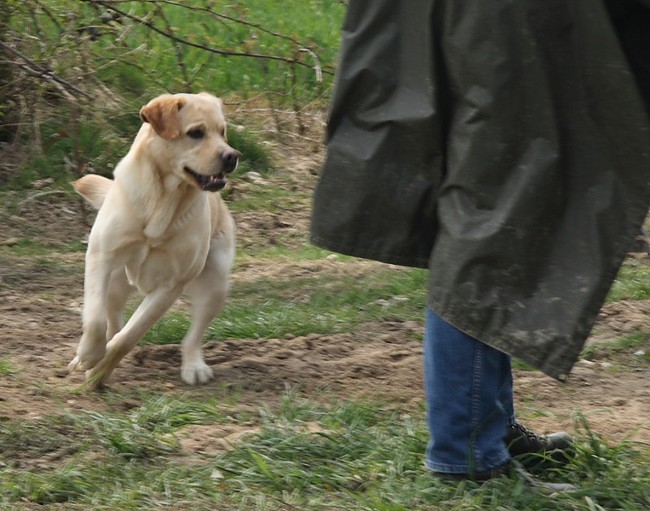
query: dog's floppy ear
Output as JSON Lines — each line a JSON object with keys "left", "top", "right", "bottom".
{"left": 139, "top": 95, "right": 186, "bottom": 140}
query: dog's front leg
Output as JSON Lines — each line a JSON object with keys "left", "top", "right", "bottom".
{"left": 69, "top": 254, "right": 113, "bottom": 373}
{"left": 84, "top": 285, "right": 182, "bottom": 389}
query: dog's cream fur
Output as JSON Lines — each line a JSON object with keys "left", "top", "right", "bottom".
{"left": 69, "top": 92, "right": 238, "bottom": 389}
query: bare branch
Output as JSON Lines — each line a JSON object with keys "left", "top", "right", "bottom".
{"left": 19, "top": 190, "right": 67, "bottom": 207}
{"left": 133, "top": 0, "right": 318, "bottom": 50}
{"left": 152, "top": 2, "right": 189, "bottom": 89}
{"left": 80, "top": 0, "right": 329, "bottom": 74}
{"left": 298, "top": 48, "right": 322, "bottom": 83}
{"left": 0, "top": 40, "right": 92, "bottom": 99}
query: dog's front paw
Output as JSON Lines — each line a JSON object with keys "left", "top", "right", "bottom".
{"left": 69, "top": 339, "right": 106, "bottom": 373}
{"left": 69, "top": 355, "right": 99, "bottom": 373}
{"left": 68, "top": 356, "right": 109, "bottom": 390}
{"left": 181, "top": 361, "right": 214, "bottom": 385}
{"left": 68, "top": 351, "right": 103, "bottom": 373}
{"left": 84, "top": 366, "right": 109, "bottom": 390}
{"left": 68, "top": 356, "right": 82, "bottom": 373}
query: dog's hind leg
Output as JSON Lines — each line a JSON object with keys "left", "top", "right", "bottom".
{"left": 180, "top": 281, "right": 227, "bottom": 385}
{"left": 181, "top": 236, "right": 234, "bottom": 385}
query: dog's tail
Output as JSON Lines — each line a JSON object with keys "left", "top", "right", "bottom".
{"left": 73, "top": 174, "right": 112, "bottom": 210}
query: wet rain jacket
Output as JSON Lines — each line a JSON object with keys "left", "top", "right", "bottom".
{"left": 310, "top": 0, "right": 650, "bottom": 380}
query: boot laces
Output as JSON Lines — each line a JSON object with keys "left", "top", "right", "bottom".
{"left": 511, "top": 422, "right": 547, "bottom": 446}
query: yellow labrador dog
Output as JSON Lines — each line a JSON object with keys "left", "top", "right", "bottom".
{"left": 69, "top": 92, "right": 238, "bottom": 389}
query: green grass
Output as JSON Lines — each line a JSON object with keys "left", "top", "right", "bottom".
{"left": 0, "top": 238, "right": 86, "bottom": 256}
{"left": 581, "top": 331, "right": 650, "bottom": 369}
{"left": 227, "top": 126, "right": 273, "bottom": 175}
{"left": 0, "top": 358, "right": 16, "bottom": 376}
{"left": 0, "top": 254, "right": 81, "bottom": 294}
{"left": 227, "top": 180, "right": 303, "bottom": 215}
{"left": 108, "top": 0, "right": 345, "bottom": 99}
{"left": 607, "top": 258, "right": 650, "bottom": 302}
{"left": 142, "top": 265, "right": 427, "bottom": 344}
{"left": 1, "top": 392, "right": 649, "bottom": 510}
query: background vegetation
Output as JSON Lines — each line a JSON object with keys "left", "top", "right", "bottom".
{"left": 0, "top": 0, "right": 344, "bottom": 188}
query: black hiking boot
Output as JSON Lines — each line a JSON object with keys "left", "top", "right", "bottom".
{"left": 504, "top": 422, "right": 574, "bottom": 470}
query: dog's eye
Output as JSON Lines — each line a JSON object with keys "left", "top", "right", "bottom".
{"left": 187, "top": 128, "right": 205, "bottom": 140}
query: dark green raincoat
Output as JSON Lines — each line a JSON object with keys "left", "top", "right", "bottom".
{"left": 311, "top": 0, "right": 650, "bottom": 380}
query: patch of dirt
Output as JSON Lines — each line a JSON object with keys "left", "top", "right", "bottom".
{"left": 177, "top": 423, "right": 263, "bottom": 456}
{"left": 176, "top": 421, "right": 329, "bottom": 458}
{"left": 1, "top": 141, "right": 649, "bottom": 470}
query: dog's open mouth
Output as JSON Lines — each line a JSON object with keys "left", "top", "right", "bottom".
{"left": 184, "top": 167, "right": 227, "bottom": 192}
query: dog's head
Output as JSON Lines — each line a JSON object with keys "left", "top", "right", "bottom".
{"left": 138, "top": 92, "right": 239, "bottom": 192}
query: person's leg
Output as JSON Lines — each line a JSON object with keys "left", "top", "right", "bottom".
{"left": 424, "top": 307, "right": 512, "bottom": 477}
{"left": 499, "top": 362, "right": 516, "bottom": 427}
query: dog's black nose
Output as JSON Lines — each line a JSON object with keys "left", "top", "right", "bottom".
{"left": 221, "top": 149, "right": 240, "bottom": 173}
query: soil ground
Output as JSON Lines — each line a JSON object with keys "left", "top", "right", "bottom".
{"left": 1, "top": 143, "right": 649, "bottom": 463}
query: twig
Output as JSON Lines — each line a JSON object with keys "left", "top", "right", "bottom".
{"left": 19, "top": 190, "right": 67, "bottom": 207}
{"left": 298, "top": 48, "right": 322, "bottom": 83}
{"left": 80, "top": 0, "right": 327, "bottom": 74}
{"left": 92, "top": 0, "right": 321, "bottom": 52}
{"left": 153, "top": 2, "right": 190, "bottom": 89}
{"left": 0, "top": 41, "right": 92, "bottom": 99}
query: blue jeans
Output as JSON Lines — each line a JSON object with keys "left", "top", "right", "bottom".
{"left": 424, "top": 307, "right": 514, "bottom": 474}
